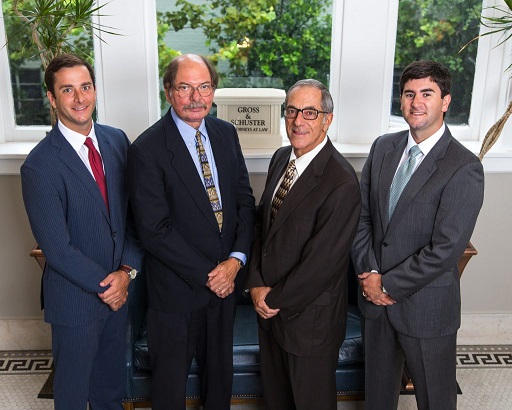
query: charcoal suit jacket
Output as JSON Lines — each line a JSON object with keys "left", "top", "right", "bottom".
{"left": 351, "top": 127, "right": 484, "bottom": 338}
{"left": 246, "top": 139, "right": 361, "bottom": 357}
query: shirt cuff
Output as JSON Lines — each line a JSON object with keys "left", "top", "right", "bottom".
{"left": 229, "top": 252, "right": 247, "bottom": 266}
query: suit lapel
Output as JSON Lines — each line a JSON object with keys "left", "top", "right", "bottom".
{"left": 96, "top": 125, "right": 116, "bottom": 220}
{"left": 52, "top": 127, "right": 110, "bottom": 221}
{"left": 265, "top": 141, "right": 335, "bottom": 242}
{"left": 163, "top": 112, "right": 220, "bottom": 231}
{"left": 207, "top": 117, "right": 231, "bottom": 227}
{"left": 387, "top": 130, "right": 452, "bottom": 231}
{"left": 378, "top": 134, "right": 407, "bottom": 231}
{"left": 261, "top": 150, "right": 290, "bottom": 236}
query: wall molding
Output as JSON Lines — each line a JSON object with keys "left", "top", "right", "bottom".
{"left": 0, "top": 314, "right": 510, "bottom": 351}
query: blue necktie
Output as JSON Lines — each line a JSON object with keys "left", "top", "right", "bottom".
{"left": 388, "top": 145, "right": 422, "bottom": 220}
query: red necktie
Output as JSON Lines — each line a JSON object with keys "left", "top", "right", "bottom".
{"left": 84, "top": 137, "right": 109, "bottom": 211}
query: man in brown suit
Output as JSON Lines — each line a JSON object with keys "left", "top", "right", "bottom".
{"left": 246, "top": 79, "right": 361, "bottom": 410}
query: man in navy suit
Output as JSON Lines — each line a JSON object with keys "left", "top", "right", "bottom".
{"left": 351, "top": 61, "right": 484, "bottom": 409}
{"left": 127, "top": 54, "right": 255, "bottom": 410}
{"left": 21, "top": 54, "right": 143, "bottom": 409}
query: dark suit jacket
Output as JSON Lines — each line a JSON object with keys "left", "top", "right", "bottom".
{"left": 127, "top": 109, "right": 255, "bottom": 313}
{"left": 351, "top": 127, "right": 484, "bottom": 338}
{"left": 246, "top": 139, "right": 361, "bottom": 357}
{"left": 21, "top": 123, "right": 143, "bottom": 326}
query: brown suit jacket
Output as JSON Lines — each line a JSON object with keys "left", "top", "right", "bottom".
{"left": 246, "top": 139, "right": 361, "bottom": 357}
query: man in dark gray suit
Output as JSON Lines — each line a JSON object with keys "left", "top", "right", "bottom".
{"left": 351, "top": 60, "right": 484, "bottom": 410}
{"left": 247, "top": 79, "right": 361, "bottom": 410}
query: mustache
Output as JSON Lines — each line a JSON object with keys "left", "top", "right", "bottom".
{"left": 184, "top": 102, "right": 207, "bottom": 110}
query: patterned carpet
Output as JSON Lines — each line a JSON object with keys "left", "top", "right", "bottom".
{"left": 0, "top": 346, "right": 511, "bottom": 409}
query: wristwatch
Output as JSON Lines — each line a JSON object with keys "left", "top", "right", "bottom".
{"left": 120, "top": 265, "right": 138, "bottom": 280}
{"left": 231, "top": 257, "right": 244, "bottom": 269}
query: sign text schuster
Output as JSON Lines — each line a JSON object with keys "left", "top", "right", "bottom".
{"left": 227, "top": 105, "right": 271, "bottom": 134}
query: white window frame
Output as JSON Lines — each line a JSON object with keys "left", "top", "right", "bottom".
{"left": 1, "top": 0, "right": 512, "bottom": 174}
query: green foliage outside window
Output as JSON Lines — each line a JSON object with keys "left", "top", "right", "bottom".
{"left": 157, "top": 0, "right": 332, "bottom": 93}
{"left": 394, "top": 0, "right": 483, "bottom": 124}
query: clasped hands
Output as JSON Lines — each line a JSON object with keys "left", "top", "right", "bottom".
{"left": 206, "top": 257, "right": 240, "bottom": 298}
{"left": 358, "top": 272, "right": 396, "bottom": 306}
{"left": 98, "top": 269, "right": 131, "bottom": 311}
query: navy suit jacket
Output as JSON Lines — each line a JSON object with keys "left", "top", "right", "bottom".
{"left": 127, "top": 109, "right": 255, "bottom": 313}
{"left": 351, "top": 127, "right": 484, "bottom": 338}
{"left": 21, "top": 123, "right": 143, "bottom": 326}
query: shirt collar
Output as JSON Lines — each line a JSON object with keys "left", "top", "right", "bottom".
{"left": 171, "top": 107, "right": 207, "bottom": 140}
{"left": 407, "top": 123, "right": 445, "bottom": 157}
{"left": 290, "top": 136, "right": 328, "bottom": 177}
{"left": 57, "top": 120, "right": 97, "bottom": 152}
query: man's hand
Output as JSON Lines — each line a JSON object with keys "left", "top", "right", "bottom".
{"left": 358, "top": 272, "right": 396, "bottom": 306}
{"left": 98, "top": 270, "right": 130, "bottom": 311}
{"left": 206, "top": 258, "right": 240, "bottom": 298}
{"left": 249, "top": 287, "right": 280, "bottom": 319}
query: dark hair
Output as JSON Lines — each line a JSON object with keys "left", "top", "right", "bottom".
{"left": 44, "top": 53, "right": 95, "bottom": 96}
{"left": 163, "top": 54, "right": 219, "bottom": 91}
{"left": 399, "top": 60, "right": 451, "bottom": 98}
{"left": 285, "top": 79, "right": 334, "bottom": 113}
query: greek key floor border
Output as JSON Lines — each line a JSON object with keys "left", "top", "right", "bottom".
{"left": 457, "top": 345, "right": 512, "bottom": 368}
{"left": 0, "top": 346, "right": 510, "bottom": 374}
{"left": 0, "top": 351, "right": 53, "bottom": 374}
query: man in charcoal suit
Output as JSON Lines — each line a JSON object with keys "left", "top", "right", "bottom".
{"left": 351, "top": 60, "right": 485, "bottom": 409}
{"left": 21, "top": 53, "right": 143, "bottom": 409}
{"left": 246, "top": 79, "right": 361, "bottom": 410}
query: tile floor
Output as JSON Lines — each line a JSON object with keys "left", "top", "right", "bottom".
{"left": 1, "top": 346, "right": 511, "bottom": 409}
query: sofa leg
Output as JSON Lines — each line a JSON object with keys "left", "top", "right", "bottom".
{"left": 123, "top": 403, "right": 134, "bottom": 410}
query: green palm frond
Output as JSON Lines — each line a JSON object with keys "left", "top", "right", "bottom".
{"left": 460, "top": 1, "right": 512, "bottom": 71}
{"left": 4, "top": 0, "right": 120, "bottom": 68}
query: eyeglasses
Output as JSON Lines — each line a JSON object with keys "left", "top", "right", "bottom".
{"left": 283, "top": 107, "right": 330, "bottom": 120}
{"left": 174, "top": 83, "right": 214, "bottom": 98}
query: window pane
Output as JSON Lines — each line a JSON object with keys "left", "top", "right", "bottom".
{"left": 393, "top": 0, "right": 483, "bottom": 125}
{"left": 156, "top": 0, "right": 332, "bottom": 114}
{"left": 2, "top": 1, "right": 95, "bottom": 126}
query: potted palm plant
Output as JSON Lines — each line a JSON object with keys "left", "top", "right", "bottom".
{"left": 2, "top": 0, "right": 118, "bottom": 125}
{"left": 461, "top": 0, "right": 512, "bottom": 159}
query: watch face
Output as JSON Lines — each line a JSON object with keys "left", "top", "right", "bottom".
{"left": 129, "top": 269, "right": 137, "bottom": 280}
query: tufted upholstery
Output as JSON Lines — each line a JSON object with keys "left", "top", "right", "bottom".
{"left": 123, "top": 270, "right": 364, "bottom": 408}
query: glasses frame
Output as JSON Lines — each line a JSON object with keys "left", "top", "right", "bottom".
{"left": 173, "top": 82, "right": 215, "bottom": 98}
{"left": 283, "top": 106, "right": 330, "bottom": 120}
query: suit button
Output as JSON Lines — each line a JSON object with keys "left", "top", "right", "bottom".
{"left": 382, "top": 242, "right": 388, "bottom": 247}
{"left": 112, "top": 231, "right": 117, "bottom": 237}
{"left": 219, "top": 233, "right": 225, "bottom": 238}
{"left": 263, "top": 253, "right": 268, "bottom": 257}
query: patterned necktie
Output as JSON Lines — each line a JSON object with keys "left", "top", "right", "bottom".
{"left": 271, "top": 160, "right": 296, "bottom": 224}
{"left": 84, "top": 137, "right": 109, "bottom": 211}
{"left": 195, "top": 130, "right": 223, "bottom": 231}
{"left": 388, "top": 145, "right": 422, "bottom": 220}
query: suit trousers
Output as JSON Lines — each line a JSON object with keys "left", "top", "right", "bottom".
{"left": 258, "top": 324, "right": 338, "bottom": 410}
{"left": 147, "top": 294, "right": 236, "bottom": 410}
{"left": 51, "top": 309, "right": 126, "bottom": 410}
{"left": 363, "top": 309, "right": 457, "bottom": 410}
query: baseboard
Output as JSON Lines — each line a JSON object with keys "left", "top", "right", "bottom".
{"left": 0, "top": 314, "right": 510, "bottom": 351}
{"left": 0, "top": 319, "right": 51, "bottom": 350}
{"left": 458, "top": 313, "right": 512, "bottom": 345}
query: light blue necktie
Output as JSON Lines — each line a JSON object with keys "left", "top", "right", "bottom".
{"left": 388, "top": 145, "right": 422, "bottom": 220}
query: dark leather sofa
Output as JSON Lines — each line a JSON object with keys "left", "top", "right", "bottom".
{"left": 123, "top": 270, "right": 364, "bottom": 409}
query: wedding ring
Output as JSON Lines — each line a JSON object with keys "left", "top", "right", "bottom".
{"left": 362, "top": 291, "right": 367, "bottom": 297}
{"left": 217, "top": 287, "right": 222, "bottom": 291}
